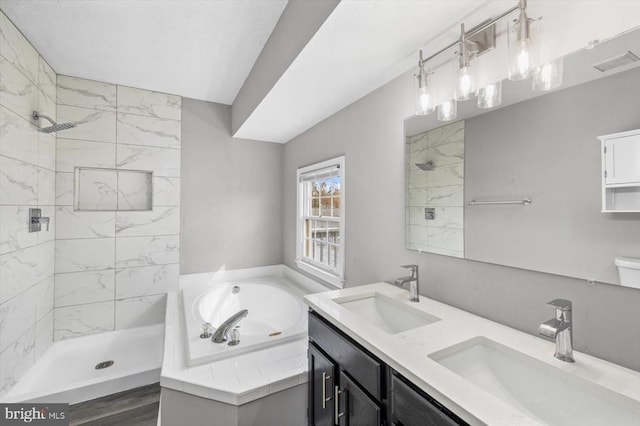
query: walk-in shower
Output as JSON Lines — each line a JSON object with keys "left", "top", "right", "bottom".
{"left": 32, "top": 110, "right": 76, "bottom": 133}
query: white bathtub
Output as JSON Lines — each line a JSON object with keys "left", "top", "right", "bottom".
{"left": 2, "top": 324, "right": 163, "bottom": 404}
{"left": 182, "top": 276, "right": 308, "bottom": 366}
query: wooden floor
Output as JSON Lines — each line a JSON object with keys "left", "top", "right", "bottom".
{"left": 69, "top": 383, "right": 160, "bottom": 426}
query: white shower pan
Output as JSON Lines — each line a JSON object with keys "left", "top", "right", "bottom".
{"left": 2, "top": 324, "right": 163, "bottom": 404}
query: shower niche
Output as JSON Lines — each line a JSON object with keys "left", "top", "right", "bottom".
{"left": 75, "top": 167, "right": 153, "bottom": 211}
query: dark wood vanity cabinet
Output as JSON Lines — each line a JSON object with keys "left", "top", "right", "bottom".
{"left": 338, "top": 370, "right": 382, "bottom": 425}
{"left": 308, "top": 310, "right": 386, "bottom": 426}
{"left": 309, "top": 343, "right": 337, "bottom": 426}
{"left": 308, "top": 310, "right": 468, "bottom": 426}
{"left": 390, "top": 373, "right": 465, "bottom": 426}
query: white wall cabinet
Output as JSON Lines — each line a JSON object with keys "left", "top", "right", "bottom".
{"left": 599, "top": 129, "right": 640, "bottom": 212}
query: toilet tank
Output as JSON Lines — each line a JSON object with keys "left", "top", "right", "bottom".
{"left": 615, "top": 257, "right": 640, "bottom": 289}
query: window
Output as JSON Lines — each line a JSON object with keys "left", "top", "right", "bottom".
{"left": 296, "top": 156, "right": 345, "bottom": 287}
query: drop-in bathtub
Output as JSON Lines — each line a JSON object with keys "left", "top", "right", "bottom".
{"left": 182, "top": 276, "right": 308, "bottom": 366}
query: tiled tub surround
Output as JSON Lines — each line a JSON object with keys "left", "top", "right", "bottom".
{"left": 406, "top": 120, "right": 464, "bottom": 258}
{"left": 54, "top": 76, "right": 181, "bottom": 340}
{"left": 305, "top": 284, "right": 640, "bottom": 425}
{"left": 0, "top": 10, "right": 56, "bottom": 396}
{"left": 161, "top": 266, "right": 328, "bottom": 408}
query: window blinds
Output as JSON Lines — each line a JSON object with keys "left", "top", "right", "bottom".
{"left": 298, "top": 164, "right": 340, "bottom": 182}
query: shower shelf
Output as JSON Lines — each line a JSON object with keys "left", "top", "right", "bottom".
{"left": 74, "top": 167, "right": 153, "bottom": 212}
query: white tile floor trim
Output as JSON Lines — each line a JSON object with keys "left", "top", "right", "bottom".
{"left": 160, "top": 265, "right": 329, "bottom": 405}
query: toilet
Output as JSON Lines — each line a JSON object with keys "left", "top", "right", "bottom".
{"left": 615, "top": 257, "right": 640, "bottom": 289}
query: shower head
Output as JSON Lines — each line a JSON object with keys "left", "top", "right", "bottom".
{"left": 39, "top": 122, "right": 76, "bottom": 133}
{"left": 415, "top": 161, "right": 435, "bottom": 171}
{"left": 32, "top": 111, "right": 76, "bottom": 133}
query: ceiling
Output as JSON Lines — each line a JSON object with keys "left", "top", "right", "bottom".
{"left": 2, "top": 1, "right": 637, "bottom": 144}
{"left": 232, "top": 0, "right": 640, "bottom": 143}
{"left": 233, "top": 0, "right": 504, "bottom": 143}
{"left": 0, "top": 0, "right": 287, "bottom": 104}
{"left": 0, "top": 0, "right": 504, "bottom": 142}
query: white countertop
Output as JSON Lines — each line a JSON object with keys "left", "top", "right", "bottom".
{"left": 304, "top": 282, "right": 640, "bottom": 426}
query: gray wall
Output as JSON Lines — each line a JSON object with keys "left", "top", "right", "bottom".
{"left": 282, "top": 69, "right": 640, "bottom": 371}
{"left": 465, "top": 69, "right": 640, "bottom": 284}
{"left": 181, "top": 98, "right": 283, "bottom": 274}
{"left": 161, "top": 384, "right": 306, "bottom": 426}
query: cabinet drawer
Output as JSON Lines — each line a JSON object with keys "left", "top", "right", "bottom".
{"left": 391, "top": 374, "right": 466, "bottom": 426}
{"left": 309, "top": 312, "right": 384, "bottom": 401}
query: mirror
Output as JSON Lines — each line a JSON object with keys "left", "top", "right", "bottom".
{"left": 405, "top": 28, "right": 640, "bottom": 286}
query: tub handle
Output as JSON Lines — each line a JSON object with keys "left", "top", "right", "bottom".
{"left": 228, "top": 328, "right": 240, "bottom": 346}
{"left": 322, "top": 372, "right": 332, "bottom": 409}
{"left": 200, "top": 322, "right": 213, "bottom": 339}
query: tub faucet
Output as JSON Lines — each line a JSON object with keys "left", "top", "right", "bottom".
{"left": 394, "top": 265, "right": 420, "bottom": 302}
{"left": 212, "top": 309, "right": 248, "bottom": 343}
{"left": 538, "top": 299, "right": 575, "bottom": 363}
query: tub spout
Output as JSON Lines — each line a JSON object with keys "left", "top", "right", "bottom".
{"left": 212, "top": 309, "right": 248, "bottom": 343}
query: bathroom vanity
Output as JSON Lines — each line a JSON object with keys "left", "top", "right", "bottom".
{"left": 305, "top": 284, "right": 640, "bottom": 426}
{"left": 308, "top": 310, "right": 466, "bottom": 425}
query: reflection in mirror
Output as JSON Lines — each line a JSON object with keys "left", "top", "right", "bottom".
{"left": 404, "top": 27, "right": 640, "bottom": 286}
{"left": 406, "top": 121, "right": 464, "bottom": 257}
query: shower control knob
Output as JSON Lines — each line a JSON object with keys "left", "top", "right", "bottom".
{"left": 200, "top": 322, "right": 213, "bottom": 339}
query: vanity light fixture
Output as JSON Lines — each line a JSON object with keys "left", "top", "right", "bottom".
{"left": 454, "top": 23, "right": 478, "bottom": 101}
{"left": 507, "top": 0, "right": 538, "bottom": 81}
{"left": 532, "top": 57, "right": 564, "bottom": 91}
{"left": 437, "top": 99, "right": 457, "bottom": 121}
{"left": 414, "top": 9, "right": 498, "bottom": 118}
{"left": 414, "top": 0, "right": 558, "bottom": 117}
{"left": 477, "top": 81, "right": 502, "bottom": 108}
{"left": 415, "top": 50, "right": 435, "bottom": 115}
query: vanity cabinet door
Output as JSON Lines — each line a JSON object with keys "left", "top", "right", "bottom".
{"left": 309, "top": 311, "right": 384, "bottom": 400}
{"left": 309, "top": 343, "right": 337, "bottom": 426}
{"left": 390, "top": 374, "right": 465, "bottom": 426}
{"left": 337, "top": 370, "right": 381, "bottom": 426}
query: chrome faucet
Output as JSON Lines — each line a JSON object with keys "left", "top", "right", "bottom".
{"left": 211, "top": 309, "right": 248, "bottom": 343}
{"left": 539, "top": 299, "right": 575, "bottom": 363}
{"left": 394, "top": 265, "right": 420, "bottom": 302}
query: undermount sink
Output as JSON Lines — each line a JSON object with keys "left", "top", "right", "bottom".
{"left": 429, "top": 337, "right": 640, "bottom": 425}
{"left": 333, "top": 292, "right": 440, "bottom": 334}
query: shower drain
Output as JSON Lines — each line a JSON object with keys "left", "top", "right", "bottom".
{"left": 95, "top": 360, "right": 114, "bottom": 370}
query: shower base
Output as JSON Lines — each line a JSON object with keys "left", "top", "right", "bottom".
{"left": 2, "top": 324, "right": 163, "bottom": 404}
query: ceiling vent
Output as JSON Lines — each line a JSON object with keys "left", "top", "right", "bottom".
{"left": 592, "top": 51, "right": 640, "bottom": 72}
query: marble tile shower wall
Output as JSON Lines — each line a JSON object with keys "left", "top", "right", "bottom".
{"left": 406, "top": 120, "right": 464, "bottom": 258}
{"left": 0, "top": 11, "right": 56, "bottom": 396}
{"left": 54, "top": 77, "right": 181, "bottom": 340}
